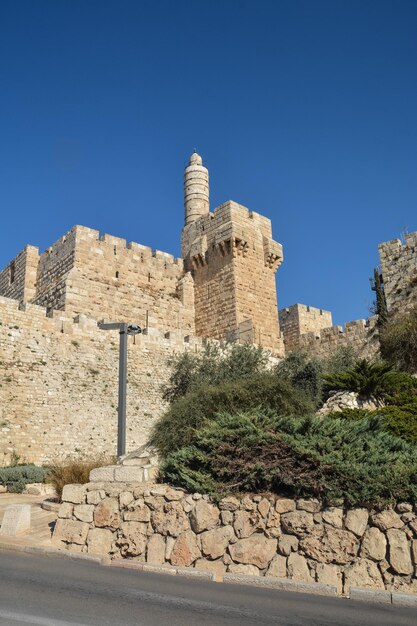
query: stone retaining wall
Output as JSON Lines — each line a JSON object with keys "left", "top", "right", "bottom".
{"left": 53, "top": 482, "right": 417, "bottom": 596}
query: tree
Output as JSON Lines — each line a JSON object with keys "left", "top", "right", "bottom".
{"left": 370, "top": 267, "right": 388, "bottom": 327}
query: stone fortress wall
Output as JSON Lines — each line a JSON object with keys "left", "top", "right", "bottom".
{"left": 378, "top": 232, "right": 417, "bottom": 314}
{"left": 1, "top": 152, "right": 417, "bottom": 463}
{"left": 279, "top": 304, "right": 379, "bottom": 360}
{"left": 0, "top": 295, "right": 205, "bottom": 465}
{"left": 0, "top": 225, "right": 195, "bottom": 335}
{"left": 278, "top": 231, "right": 417, "bottom": 358}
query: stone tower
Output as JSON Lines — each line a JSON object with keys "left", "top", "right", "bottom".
{"left": 181, "top": 152, "right": 285, "bottom": 355}
{"left": 184, "top": 151, "right": 210, "bottom": 225}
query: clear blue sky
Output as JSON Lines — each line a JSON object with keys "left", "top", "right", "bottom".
{"left": 1, "top": 0, "right": 416, "bottom": 326}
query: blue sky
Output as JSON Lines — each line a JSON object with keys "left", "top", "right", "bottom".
{"left": 0, "top": 0, "right": 416, "bottom": 326}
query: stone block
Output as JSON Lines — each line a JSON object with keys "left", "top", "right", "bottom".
{"left": 114, "top": 466, "right": 144, "bottom": 482}
{"left": 89, "top": 466, "right": 116, "bottom": 482}
{"left": 87, "top": 528, "right": 114, "bottom": 555}
{"left": 74, "top": 504, "right": 94, "bottom": 523}
{"left": 345, "top": 509, "right": 369, "bottom": 538}
{"left": 170, "top": 530, "right": 201, "bottom": 567}
{"left": 146, "top": 534, "right": 166, "bottom": 565}
{"left": 189, "top": 500, "right": 219, "bottom": 533}
{"left": 62, "top": 484, "right": 87, "bottom": 504}
{"left": 53, "top": 518, "right": 89, "bottom": 545}
{"left": 94, "top": 497, "right": 120, "bottom": 530}
{"left": 0, "top": 504, "right": 31, "bottom": 536}
{"left": 228, "top": 534, "right": 277, "bottom": 569}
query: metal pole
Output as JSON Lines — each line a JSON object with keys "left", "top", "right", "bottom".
{"left": 98, "top": 321, "right": 140, "bottom": 460}
{"left": 118, "top": 323, "right": 128, "bottom": 457}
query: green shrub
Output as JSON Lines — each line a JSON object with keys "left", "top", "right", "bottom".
{"left": 162, "top": 342, "right": 268, "bottom": 403}
{"left": 0, "top": 465, "right": 48, "bottom": 493}
{"left": 47, "top": 456, "right": 114, "bottom": 502}
{"left": 322, "top": 359, "right": 393, "bottom": 400}
{"left": 322, "top": 346, "right": 358, "bottom": 374}
{"left": 327, "top": 388, "right": 417, "bottom": 444}
{"left": 150, "top": 373, "right": 314, "bottom": 458}
{"left": 161, "top": 411, "right": 417, "bottom": 507}
{"left": 379, "top": 393, "right": 417, "bottom": 443}
{"left": 380, "top": 307, "right": 417, "bottom": 373}
{"left": 326, "top": 408, "right": 373, "bottom": 421}
{"left": 275, "top": 352, "right": 323, "bottom": 407}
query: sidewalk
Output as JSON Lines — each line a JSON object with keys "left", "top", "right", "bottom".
{"left": 0, "top": 493, "right": 56, "bottom": 549}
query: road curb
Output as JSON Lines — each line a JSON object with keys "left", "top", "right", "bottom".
{"left": 1, "top": 542, "right": 417, "bottom": 606}
{"left": 223, "top": 573, "right": 337, "bottom": 596}
{"left": 349, "top": 588, "right": 392, "bottom": 604}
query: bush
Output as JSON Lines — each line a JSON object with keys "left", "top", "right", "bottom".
{"left": 161, "top": 410, "right": 417, "bottom": 507}
{"left": 0, "top": 465, "right": 48, "bottom": 493}
{"left": 150, "top": 373, "right": 314, "bottom": 458}
{"left": 162, "top": 342, "right": 268, "bottom": 403}
{"left": 378, "top": 393, "right": 417, "bottom": 443}
{"left": 320, "top": 387, "right": 417, "bottom": 445}
{"left": 322, "top": 359, "right": 393, "bottom": 400}
{"left": 275, "top": 351, "right": 323, "bottom": 407}
{"left": 47, "top": 456, "right": 114, "bottom": 502}
{"left": 326, "top": 408, "right": 373, "bottom": 421}
{"left": 322, "top": 346, "right": 358, "bottom": 374}
{"left": 380, "top": 307, "right": 417, "bottom": 373}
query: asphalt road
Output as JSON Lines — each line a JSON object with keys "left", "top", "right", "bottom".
{"left": 0, "top": 551, "right": 415, "bottom": 626}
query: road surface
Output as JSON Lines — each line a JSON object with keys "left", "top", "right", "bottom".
{"left": 0, "top": 551, "right": 415, "bottom": 625}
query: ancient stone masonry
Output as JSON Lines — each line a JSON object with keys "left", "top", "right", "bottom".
{"left": 278, "top": 229, "right": 417, "bottom": 357}
{"left": 54, "top": 482, "right": 417, "bottom": 595}
{"left": 0, "top": 226, "right": 195, "bottom": 335}
{"left": 1, "top": 152, "right": 417, "bottom": 462}
{"left": 182, "top": 200, "right": 284, "bottom": 354}
{"left": 279, "top": 304, "right": 379, "bottom": 359}
{"left": 279, "top": 304, "right": 333, "bottom": 354}
{"left": 0, "top": 295, "right": 204, "bottom": 465}
{"left": 378, "top": 232, "right": 417, "bottom": 313}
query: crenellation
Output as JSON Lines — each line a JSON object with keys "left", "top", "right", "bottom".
{"left": 1, "top": 152, "right": 417, "bottom": 463}
{"left": 378, "top": 233, "right": 417, "bottom": 313}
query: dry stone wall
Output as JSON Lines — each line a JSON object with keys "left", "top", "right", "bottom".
{"left": 0, "top": 295, "right": 203, "bottom": 465}
{"left": 54, "top": 482, "right": 417, "bottom": 595}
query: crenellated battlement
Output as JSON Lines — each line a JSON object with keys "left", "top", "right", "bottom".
{"left": 296, "top": 316, "right": 379, "bottom": 360}
{"left": 378, "top": 232, "right": 417, "bottom": 313}
{"left": 0, "top": 294, "right": 203, "bottom": 349}
{"left": 71, "top": 224, "right": 184, "bottom": 268}
{"left": 2, "top": 150, "right": 416, "bottom": 463}
{"left": 181, "top": 198, "right": 284, "bottom": 355}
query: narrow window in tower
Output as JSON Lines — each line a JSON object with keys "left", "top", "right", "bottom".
{"left": 115, "top": 271, "right": 119, "bottom": 279}
{"left": 114, "top": 246, "right": 117, "bottom": 255}
{"left": 9, "top": 261, "right": 15, "bottom": 285}
{"left": 148, "top": 273, "right": 151, "bottom": 283}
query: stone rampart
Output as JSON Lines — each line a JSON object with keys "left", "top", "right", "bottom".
{"left": 292, "top": 317, "right": 379, "bottom": 360}
{"left": 379, "top": 232, "right": 417, "bottom": 313}
{"left": 0, "top": 295, "right": 203, "bottom": 465}
{"left": 279, "top": 304, "right": 333, "bottom": 354}
{"left": 53, "top": 482, "right": 417, "bottom": 595}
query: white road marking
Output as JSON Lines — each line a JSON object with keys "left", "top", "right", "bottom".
{"left": 0, "top": 609, "right": 88, "bottom": 626}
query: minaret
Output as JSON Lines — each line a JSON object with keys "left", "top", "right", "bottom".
{"left": 184, "top": 151, "right": 209, "bottom": 226}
